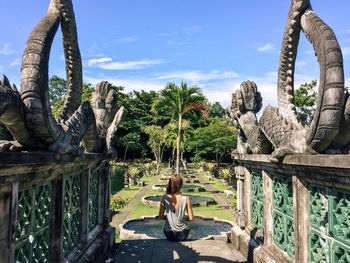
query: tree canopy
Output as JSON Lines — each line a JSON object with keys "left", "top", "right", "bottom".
{"left": 294, "top": 80, "right": 317, "bottom": 126}
{"left": 189, "top": 117, "right": 237, "bottom": 166}
{"left": 153, "top": 82, "right": 208, "bottom": 172}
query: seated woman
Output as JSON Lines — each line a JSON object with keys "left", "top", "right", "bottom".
{"left": 158, "top": 174, "right": 194, "bottom": 241}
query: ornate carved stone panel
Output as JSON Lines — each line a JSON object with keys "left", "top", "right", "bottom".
{"left": 272, "top": 177, "right": 294, "bottom": 258}
{"left": 309, "top": 185, "right": 350, "bottom": 263}
{"left": 63, "top": 175, "right": 81, "bottom": 257}
{"left": 15, "top": 184, "right": 51, "bottom": 263}
{"left": 88, "top": 170, "right": 99, "bottom": 231}
{"left": 251, "top": 171, "right": 264, "bottom": 231}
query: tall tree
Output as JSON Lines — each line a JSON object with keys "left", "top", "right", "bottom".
{"left": 209, "top": 102, "right": 226, "bottom": 118}
{"left": 119, "top": 133, "right": 142, "bottom": 163}
{"left": 144, "top": 125, "right": 167, "bottom": 173}
{"left": 190, "top": 117, "right": 237, "bottom": 167}
{"left": 294, "top": 80, "right": 317, "bottom": 126}
{"left": 48, "top": 75, "right": 96, "bottom": 118}
{"left": 153, "top": 83, "right": 208, "bottom": 173}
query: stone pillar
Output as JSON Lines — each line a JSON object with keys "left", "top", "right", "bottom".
{"left": 243, "top": 168, "right": 252, "bottom": 227}
{"left": 0, "top": 183, "right": 17, "bottom": 263}
{"left": 50, "top": 178, "right": 64, "bottom": 263}
{"left": 235, "top": 166, "right": 246, "bottom": 227}
{"left": 98, "top": 162, "right": 111, "bottom": 227}
{"left": 262, "top": 171, "right": 273, "bottom": 245}
{"left": 293, "top": 176, "right": 309, "bottom": 263}
{"left": 80, "top": 169, "right": 89, "bottom": 244}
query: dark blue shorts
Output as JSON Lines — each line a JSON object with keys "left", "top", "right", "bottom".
{"left": 164, "top": 228, "right": 190, "bottom": 241}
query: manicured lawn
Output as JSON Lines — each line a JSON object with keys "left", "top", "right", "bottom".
{"left": 127, "top": 203, "right": 158, "bottom": 219}
{"left": 127, "top": 183, "right": 235, "bottom": 222}
{"left": 114, "top": 174, "right": 155, "bottom": 200}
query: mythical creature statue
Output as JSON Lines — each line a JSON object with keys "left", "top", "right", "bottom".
{"left": 228, "top": 0, "right": 349, "bottom": 161}
{"left": 0, "top": 0, "right": 123, "bottom": 156}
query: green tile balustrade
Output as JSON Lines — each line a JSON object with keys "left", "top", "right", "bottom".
{"left": 309, "top": 185, "right": 350, "bottom": 263}
{"left": 251, "top": 171, "right": 264, "bottom": 231}
{"left": 272, "top": 177, "right": 294, "bottom": 258}
{"left": 88, "top": 170, "right": 99, "bottom": 231}
{"left": 63, "top": 174, "right": 81, "bottom": 257}
{"left": 15, "top": 184, "right": 52, "bottom": 263}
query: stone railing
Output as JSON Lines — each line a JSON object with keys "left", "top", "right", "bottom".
{"left": 231, "top": 154, "right": 350, "bottom": 263}
{"left": 0, "top": 152, "right": 115, "bottom": 263}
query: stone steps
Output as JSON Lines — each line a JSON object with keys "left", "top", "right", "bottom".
{"left": 108, "top": 239, "right": 246, "bottom": 263}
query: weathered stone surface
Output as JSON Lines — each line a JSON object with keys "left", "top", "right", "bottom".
{"left": 228, "top": 0, "right": 350, "bottom": 161}
{"left": 0, "top": 152, "right": 114, "bottom": 263}
{"left": 0, "top": 0, "right": 123, "bottom": 156}
{"left": 111, "top": 239, "right": 246, "bottom": 263}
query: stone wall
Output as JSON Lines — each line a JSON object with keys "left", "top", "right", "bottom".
{"left": 0, "top": 152, "right": 115, "bottom": 263}
{"left": 232, "top": 154, "right": 350, "bottom": 263}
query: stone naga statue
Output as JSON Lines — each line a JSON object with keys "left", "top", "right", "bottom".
{"left": 228, "top": 0, "right": 349, "bottom": 161}
{"left": 0, "top": 0, "right": 123, "bottom": 156}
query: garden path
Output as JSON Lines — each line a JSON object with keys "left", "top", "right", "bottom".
{"left": 108, "top": 169, "right": 246, "bottom": 262}
{"left": 110, "top": 172, "right": 163, "bottom": 229}
{"left": 195, "top": 172, "right": 235, "bottom": 217}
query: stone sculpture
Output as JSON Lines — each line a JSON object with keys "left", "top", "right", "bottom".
{"left": 228, "top": 0, "right": 349, "bottom": 161}
{"left": 0, "top": 0, "right": 123, "bottom": 156}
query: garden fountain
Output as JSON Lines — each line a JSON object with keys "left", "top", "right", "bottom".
{"left": 119, "top": 215, "right": 234, "bottom": 241}
{"left": 142, "top": 195, "right": 216, "bottom": 207}
{"left": 152, "top": 183, "right": 205, "bottom": 192}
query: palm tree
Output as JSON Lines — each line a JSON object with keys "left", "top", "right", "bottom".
{"left": 153, "top": 82, "right": 208, "bottom": 173}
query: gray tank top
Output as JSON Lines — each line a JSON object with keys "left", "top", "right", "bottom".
{"left": 163, "top": 195, "right": 189, "bottom": 232}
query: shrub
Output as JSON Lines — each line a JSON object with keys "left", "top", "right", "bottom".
{"left": 110, "top": 194, "right": 129, "bottom": 212}
{"left": 127, "top": 167, "right": 141, "bottom": 178}
{"left": 220, "top": 168, "right": 232, "bottom": 180}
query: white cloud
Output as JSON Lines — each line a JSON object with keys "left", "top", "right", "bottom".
{"left": 10, "top": 58, "right": 21, "bottom": 67}
{"left": 0, "top": 43, "right": 14, "bottom": 55}
{"left": 160, "top": 32, "right": 178, "bottom": 37}
{"left": 154, "top": 70, "right": 240, "bottom": 83}
{"left": 185, "top": 25, "right": 201, "bottom": 34}
{"left": 257, "top": 43, "right": 275, "bottom": 52}
{"left": 83, "top": 69, "right": 320, "bottom": 111}
{"left": 87, "top": 57, "right": 113, "bottom": 65}
{"left": 114, "top": 36, "right": 139, "bottom": 44}
{"left": 86, "top": 57, "right": 166, "bottom": 70}
{"left": 84, "top": 76, "right": 164, "bottom": 93}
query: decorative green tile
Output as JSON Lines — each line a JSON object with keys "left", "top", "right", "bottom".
{"left": 63, "top": 175, "right": 81, "bottom": 257}
{"left": 309, "top": 231, "right": 330, "bottom": 263}
{"left": 88, "top": 170, "right": 99, "bottom": 231}
{"left": 309, "top": 186, "right": 329, "bottom": 231}
{"left": 332, "top": 241, "right": 350, "bottom": 263}
{"left": 330, "top": 189, "right": 350, "bottom": 247}
{"left": 15, "top": 183, "right": 51, "bottom": 263}
{"left": 251, "top": 171, "right": 264, "bottom": 231}
{"left": 273, "top": 177, "right": 294, "bottom": 258}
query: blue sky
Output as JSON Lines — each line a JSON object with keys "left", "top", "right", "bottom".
{"left": 1, "top": 0, "right": 350, "bottom": 107}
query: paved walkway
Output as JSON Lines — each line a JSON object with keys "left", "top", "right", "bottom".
{"left": 108, "top": 239, "right": 246, "bottom": 263}
{"left": 110, "top": 172, "right": 163, "bottom": 228}
{"left": 108, "top": 169, "right": 246, "bottom": 263}
{"left": 195, "top": 172, "right": 235, "bottom": 216}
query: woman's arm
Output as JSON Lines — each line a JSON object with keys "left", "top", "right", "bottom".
{"left": 158, "top": 196, "right": 166, "bottom": 220}
{"left": 186, "top": 196, "right": 194, "bottom": 221}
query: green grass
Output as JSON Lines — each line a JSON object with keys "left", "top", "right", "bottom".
{"left": 130, "top": 182, "right": 234, "bottom": 222}
{"left": 127, "top": 203, "right": 158, "bottom": 219}
{"left": 193, "top": 206, "right": 233, "bottom": 221}
{"left": 126, "top": 199, "right": 233, "bottom": 222}
{"left": 115, "top": 175, "right": 155, "bottom": 200}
